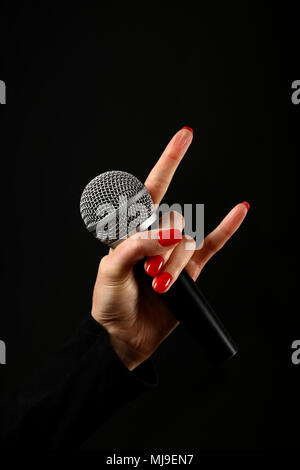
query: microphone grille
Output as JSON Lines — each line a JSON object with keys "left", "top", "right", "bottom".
{"left": 80, "top": 170, "right": 154, "bottom": 247}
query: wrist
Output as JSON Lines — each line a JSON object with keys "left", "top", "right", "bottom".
{"left": 91, "top": 313, "right": 146, "bottom": 371}
{"left": 108, "top": 335, "right": 144, "bottom": 371}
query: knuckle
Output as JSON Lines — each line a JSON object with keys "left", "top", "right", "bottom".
{"left": 99, "top": 253, "right": 124, "bottom": 281}
{"left": 220, "top": 227, "right": 232, "bottom": 239}
{"left": 161, "top": 210, "right": 185, "bottom": 230}
{"left": 147, "top": 175, "right": 165, "bottom": 192}
{"left": 129, "top": 236, "right": 144, "bottom": 255}
{"left": 99, "top": 255, "right": 111, "bottom": 276}
{"left": 171, "top": 210, "right": 185, "bottom": 228}
{"left": 172, "top": 266, "right": 183, "bottom": 280}
{"left": 165, "top": 149, "right": 179, "bottom": 162}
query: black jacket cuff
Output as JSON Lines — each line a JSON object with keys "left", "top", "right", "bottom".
{"left": 2, "top": 315, "right": 158, "bottom": 449}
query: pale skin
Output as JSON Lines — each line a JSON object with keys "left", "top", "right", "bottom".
{"left": 91, "top": 128, "right": 249, "bottom": 370}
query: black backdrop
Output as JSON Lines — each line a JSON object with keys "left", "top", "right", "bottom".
{"left": 0, "top": 3, "right": 298, "bottom": 451}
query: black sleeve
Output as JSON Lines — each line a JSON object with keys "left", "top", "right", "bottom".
{"left": 0, "top": 316, "right": 158, "bottom": 449}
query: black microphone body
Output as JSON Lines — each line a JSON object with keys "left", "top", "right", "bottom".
{"left": 134, "top": 260, "right": 238, "bottom": 362}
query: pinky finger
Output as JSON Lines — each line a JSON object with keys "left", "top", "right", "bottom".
{"left": 187, "top": 202, "right": 250, "bottom": 281}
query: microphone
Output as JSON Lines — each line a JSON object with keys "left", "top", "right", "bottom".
{"left": 80, "top": 170, "right": 238, "bottom": 362}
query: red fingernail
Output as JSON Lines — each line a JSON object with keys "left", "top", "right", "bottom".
{"left": 153, "top": 272, "right": 173, "bottom": 294}
{"left": 145, "top": 255, "right": 164, "bottom": 277}
{"left": 182, "top": 126, "right": 193, "bottom": 133}
{"left": 158, "top": 229, "right": 182, "bottom": 247}
{"left": 242, "top": 201, "right": 250, "bottom": 211}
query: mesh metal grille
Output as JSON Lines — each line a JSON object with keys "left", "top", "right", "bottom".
{"left": 80, "top": 171, "right": 154, "bottom": 247}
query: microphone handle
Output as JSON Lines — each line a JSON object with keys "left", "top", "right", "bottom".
{"left": 134, "top": 260, "right": 238, "bottom": 362}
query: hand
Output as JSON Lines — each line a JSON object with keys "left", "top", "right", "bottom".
{"left": 91, "top": 127, "right": 249, "bottom": 370}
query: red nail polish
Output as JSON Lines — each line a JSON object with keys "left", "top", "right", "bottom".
{"left": 145, "top": 255, "right": 164, "bottom": 277}
{"left": 242, "top": 201, "right": 250, "bottom": 211}
{"left": 182, "top": 126, "right": 193, "bottom": 133}
{"left": 153, "top": 272, "right": 173, "bottom": 294}
{"left": 158, "top": 229, "right": 182, "bottom": 247}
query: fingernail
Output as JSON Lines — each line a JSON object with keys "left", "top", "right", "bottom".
{"left": 153, "top": 272, "right": 173, "bottom": 294}
{"left": 158, "top": 229, "right": 182, "bottom": 247}
{"left": 182, "top": 126, "right": 193, "bottom": 133}
{"left": 242, "top": 201, "right": 250, "bottom": 211}
{"left": 145, "top": 255, "right": 164, "bottom": 277}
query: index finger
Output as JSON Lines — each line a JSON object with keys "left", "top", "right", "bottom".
{"left": 144, "top": 127, "right": 193, "bottom": 205}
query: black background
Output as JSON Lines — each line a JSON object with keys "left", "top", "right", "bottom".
{"left": 0, "top": 3, "right": 298, "bottom": 450}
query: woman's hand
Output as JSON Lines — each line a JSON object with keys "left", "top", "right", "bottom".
{"left": 91, "top": 127, "right": 250, "bottom": 370}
